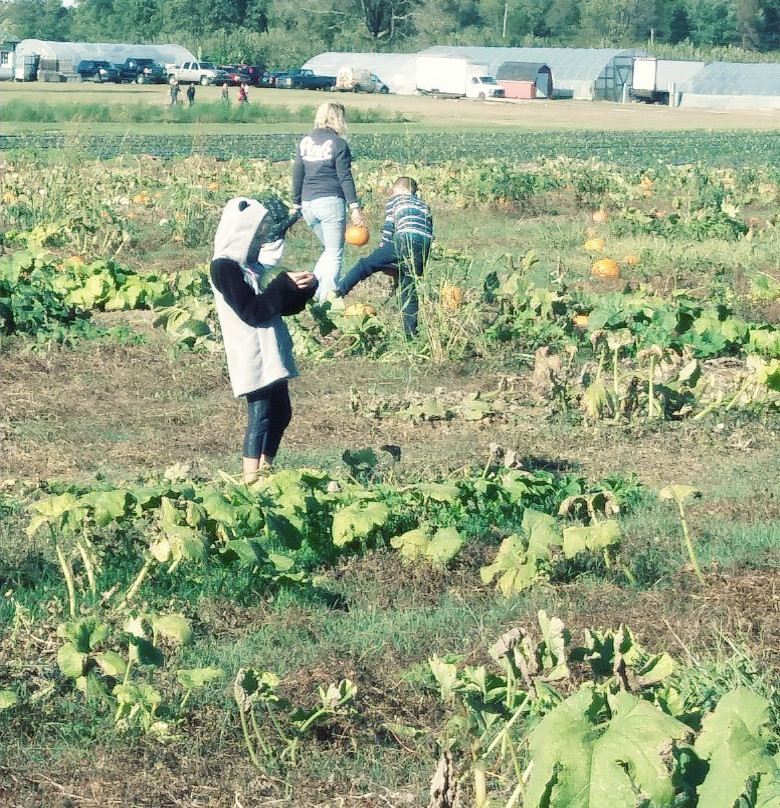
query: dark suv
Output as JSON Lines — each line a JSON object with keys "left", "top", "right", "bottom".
{"left": 118, "top": 58, "right": 167, "bottom": 84}
{"left": 76, "top": 60, "right": 120, "bottom": 83}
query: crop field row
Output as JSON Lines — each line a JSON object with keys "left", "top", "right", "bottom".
{"left": 1, "top": 140, "right": 779, "bottom": 808}
{"left": 3, "top": 129, "right": 780, "bottom": 167}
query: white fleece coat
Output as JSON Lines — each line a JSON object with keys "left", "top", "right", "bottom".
{"left": 210, "top": 197, "right": 297, "bottom": 398}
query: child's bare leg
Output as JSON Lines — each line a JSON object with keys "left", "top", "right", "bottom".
{"left": 243, "top": 454, "right": 274, "bottom": 483}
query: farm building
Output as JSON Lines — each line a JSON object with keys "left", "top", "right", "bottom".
{"left": 495, "top": 62, "right": 553, "bottom": 99}
{"left": 417, "top": 46, "right": 648, "bottom": 101}
{"left": 12, "top": 40, "right": 195, "bottom": 81}
{"left": 678, "top": 61, "right": 780, "bottom": 110}
{"left": 0, "top": 40, "right": 17, "bottom": 80}
{"left": 302, "top": 52, "right": 418, "bottom": 96}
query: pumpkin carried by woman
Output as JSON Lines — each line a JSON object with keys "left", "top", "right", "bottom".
{"left": 345, "top": 224, "right": 370, "bottom": 246}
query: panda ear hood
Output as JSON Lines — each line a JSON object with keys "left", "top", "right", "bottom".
{"left": 213, "top": 197, "right": 269, "bottom": 267}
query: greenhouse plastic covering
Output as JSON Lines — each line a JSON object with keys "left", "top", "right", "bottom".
{"left": 14, "top": 40, "right": 195, "bottom": 68}
{"left": 417, "top": 46, "right": 647, "bottom": 99}
{"left": 679, "top": 61, "right": 780, "bottom": 96}
{"left": 678, "top": 61, "right": 780, "bottom": 109}
{"left": 302, "top": 52, "right": 419, "bottom": 95}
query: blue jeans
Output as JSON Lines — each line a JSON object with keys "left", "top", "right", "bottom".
{"left": 337, "top": 237, "right": 429, "bottom": 336}
{"left": 302, "top": 196, "right": 345, "bottom": 301}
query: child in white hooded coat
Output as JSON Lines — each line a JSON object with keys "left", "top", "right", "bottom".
{"left": 210, "top": 196, "right": 317, "bottom": 481}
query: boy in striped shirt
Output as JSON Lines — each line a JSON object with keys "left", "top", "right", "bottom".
{"left": 336, "top": 176, "right": 433, "bottom": 336}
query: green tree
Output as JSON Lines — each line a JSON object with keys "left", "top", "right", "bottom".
{"left": 543, "top": 0, "right": 581, "bottom": 40}
{"left": 480, "top": 0, "right": 549, "bottom": 41}
{"left": 735, "top": 0, "right": 761, "bottom": 48}
{"left": 684, "top": 0, "right": 738, "bottom": 45}
{"left": 667, "top": 3, "right": 691, "bottom": 43}
{"left": 579, "top": 0, "right": 657, "bottom": 42}
{"left": 3, "top": 0, "right": 72, "bottom": 39}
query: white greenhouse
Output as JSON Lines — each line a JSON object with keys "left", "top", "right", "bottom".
{"left": 417, "top": 46, "right": 648, "bottom": 101}
{"left": 12, "top": 40, "right": 195, "bottom": 81}
{"left": 302, "top": 52, "right": 418, "bottom": 95}
{"left": 678, "top": 61, "right": 780, "bottom": 110}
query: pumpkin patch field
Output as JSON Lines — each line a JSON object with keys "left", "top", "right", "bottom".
{"left": 1, "top": 120, "right": 779, "bottom": 808}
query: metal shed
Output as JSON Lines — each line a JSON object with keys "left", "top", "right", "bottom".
{"left": 302, "top": 52, "right": 418, "bottom": 96}
{"left": 678, "top": 61, "right": 780, "bottom": 110}
{"left": 495, "top": 62, "right": 553, "bottom": 99}
{"left": 13, "top": 40, "right": 196, "bottom": 81}
{"left": 418, "top": 46, "right": 648, "bottom": 101}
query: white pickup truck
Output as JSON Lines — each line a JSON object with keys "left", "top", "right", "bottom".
{"left": 167, "top": 61, "right": 229, "bottom": 86}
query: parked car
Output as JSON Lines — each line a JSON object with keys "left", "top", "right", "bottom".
{"left": 76, "top": 60, "right": 120, "bottom": 83}
{"left": 234, "top": 63, "right": 266, "bottom": 86}
{"left": 221, "top": 66, "right": 252, "bottom": 86}
{"left": 260, "top": 71, "right": 286, "bottom": 88}
{"left": 167, "top": 61, "right": 229, "bottom": 86}
{"left": 118, "top": 58, "right": 167, "bottom": 84}
{"left": 275, "top": 68, "right": 336, "bottom": 91}
{"left": 370, "top": 73, "right": 390, "bottom": 94}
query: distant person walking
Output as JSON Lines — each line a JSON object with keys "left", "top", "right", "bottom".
{"left": 221, "top": 82, "right": 229, "bottom": 103}
{"left": 169, "top": 79, "right": 180, "bottom": 106}
{"left": 186, "top": 83, "right": 195, "bottom": 106}
{"left": 291, "top": 101, "right": 364, "bottom": 302}
{"left": 236, "top": 82, "right": 248, "bottom": 104}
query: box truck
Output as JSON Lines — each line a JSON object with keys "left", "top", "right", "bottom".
{"left": 415, "top": 55, "right": 504, "bottom": 99}
{"left": 632, "top": 57, "right": 705, "bottom": 104}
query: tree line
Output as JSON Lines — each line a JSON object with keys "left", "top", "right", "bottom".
{"left": 1, "top": 0, "right": 778, "bottom": 70}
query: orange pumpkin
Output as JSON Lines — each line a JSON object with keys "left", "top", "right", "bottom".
{"left": 572, "top": 314, "right": 589, "bottom": 329}
{"left": 592, "top": 209, "right": 608, "bottom": 224}
{"left": 591, "top": 258, "right": 621, "bottom": 280}
{"left": 345, "top": 224, "right": 370, "bottom": 246}
{"left": 441, "top": 284, "right": 463, "bottom": 311}
{"left": 584, "top": 237, "right": 606, "bottom": 253}
{"left": 623, "top": 254, "right": 640, "bottom": 267}
{"left": 343, "top": 303, "right": 376, "bottom": 317}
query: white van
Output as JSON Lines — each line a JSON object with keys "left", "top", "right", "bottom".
{"left": 336, "top": 66, "right": 372, "bottom": 92}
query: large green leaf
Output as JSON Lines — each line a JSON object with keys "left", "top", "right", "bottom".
{"left": 522, "top": 509, "right": 560, "bottom": 560}
{"left": 79, "top": 489, "right": 131, "bottom": 526}
{"left": 57, "top": 643, "right": 86, "bottom": 679}
{"left": 26, "top": 492, "right": 85, "bottom": 535}
{"left": 481, "top": 509, "right": 560, "bottom": 596}
{"left": 152, "top": 614, "right": 192, "bottom": 645}
{"left": 391, "top": 525, "right": 463, "bottom": 567}
{"left": 695, "top": 688, "right": 780, "bottom": 808}
{"left": 563, "top": 521, "right": 621, "bottom": 559}
{"left": 176, "top": 667, "right": 225, "bottom": 690}
{"left": 332, "top": 500, "right": 389, "bottom": 547}
{"left": 525, "top": 686, "right": 690, "bottom": 808}
{"left": 57, "top": 617, "right": 109, "bottom": 653}
{"left": 480, "top": 533, "right": 538, "bottom": 596}
{"left": 93, "top": 651, "right": 127, "bottom": 678}
{"left": 0, "top": 689, "right": 18, "bottom": 709}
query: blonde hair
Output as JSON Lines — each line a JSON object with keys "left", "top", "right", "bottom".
{"left": 393, "top": 176, "right": 418, "bottom": 195}
{"left": 314, "top": 101, "right": 347, "bottom": 135}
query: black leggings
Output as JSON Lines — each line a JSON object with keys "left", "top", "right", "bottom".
{"left": 243, "top": 381, "right": 292, "bottom": 460}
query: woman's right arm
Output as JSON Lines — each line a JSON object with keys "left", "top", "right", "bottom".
{"left": 334, "top": 139, "right": 363, "bottom": 224}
